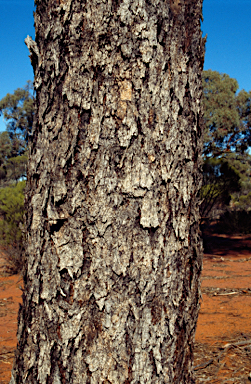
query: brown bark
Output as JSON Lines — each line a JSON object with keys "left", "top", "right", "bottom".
{"left": 11, "top": 0, "right": 204, "bottom": 382}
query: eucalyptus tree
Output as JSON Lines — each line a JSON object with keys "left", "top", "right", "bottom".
{"left": 0, "top": 83, "right": 33, "bottom": 184}
{"left": 10, "top": 0, "right": 204, "bottom": 383}
{"left": 202, "top": 70, "right": 251, "bottom": 157}
{"left": 201, "top": 70, "right": 251, "bottom": 217}
{"left": 0, "top": 80, "right": 34, "bottom": 154}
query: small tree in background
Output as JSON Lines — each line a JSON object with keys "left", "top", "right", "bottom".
{"left": 0, "top": 131, "right": 12, "bottom": 184}
{"left": 0, "top": 80, "right": 34, "bottom": 154}
{"left": 200, "top": 157, "right": 241, "bottom": 219}
{"left": 202, "top": 70, "right": 245, "bottom": 157}
{"left": 6, "top": 154, "right": 28, "bottom": 184}
{"left": 227, "top": 152, "right": 251, "bottom": 210}
{"left": 0, "top": 181, "right": 25, "bottom": 274}
{"left": 201, "top": 70, "right": 251, "bottom": 219}
{"left": 235, "top": 89, "right": 251, "bottom": 153}
{"left": 0, "top": 131, "right": 28, "bottom": 187}
{"left": 0, "top": 83, "right": 33, "bottom": 273}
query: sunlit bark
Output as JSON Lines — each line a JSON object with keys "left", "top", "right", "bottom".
{"left": 11, "top": 0, "right": 204, "bottom": 382}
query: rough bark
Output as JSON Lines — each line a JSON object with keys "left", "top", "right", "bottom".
{"left": 11, "top": 0, "right": 204, "bottom": 382}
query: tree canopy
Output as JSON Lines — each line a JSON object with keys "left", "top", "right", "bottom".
{"left": 0, "top": 80, "right": 34, "bottom": 155}
{"left": 0, "top": 82, "right": 33, "bottom": 186}
{"left": 201, "top": 70, "right": 251, "bottom": 217}
{"left": 202, "top": 70, "right": 251, "bottom": 157}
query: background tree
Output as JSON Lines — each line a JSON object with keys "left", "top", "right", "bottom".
{"left": 0, "top": 80, "right": 34, "bottom": 155}
{"left": 226, "top": 151, "right": 251, "bottom": 210}
{"left": 202, "top": 70, "right": 240, "bottom": 157}
{"left": 202, "top": 70, "right": 251, "bottom": 157}
{"left": 0, "top": 82, "right": 33, "bottom": 185}
{"left": 235, "top": 89, "right": 251, "bottom": 152}
{"left": 0, "top": 181, "right": 26, "bottom": 274}
{"left": 0, "top": 131, "right": 12, "bottom": 183}
{"left": 0, "top": 130, "right": 27, "bottom": 187}
{"left": 11, "top": 1, "right": 205, "bottom": 383}
{"left": 213, "top": 152, "right": 251, "bottom": 235}
{"left": 0, "top": 84, "right": 33, "bottom": 272}
{"left": 0, "top": 129, "right": 26, "bottom": 273}
{"left": 200, "top": 157, "right": 241, "bottom": 218}
{"left": 201, "top": 70, "right": 251, "bottom": 218}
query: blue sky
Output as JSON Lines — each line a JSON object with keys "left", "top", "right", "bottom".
{"left": 0, "top": 0, "right": 251, "bottom": 131}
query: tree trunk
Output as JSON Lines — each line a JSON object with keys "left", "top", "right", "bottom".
{"left": 11, "top": 0, "right": 204, "bottom": 382}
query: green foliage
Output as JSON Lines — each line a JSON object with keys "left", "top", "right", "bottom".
{"left": 0, "top": 131, "right": 12, "bottom": 164}
{"left": 200, "top": 157, "right": 241, "bottom": 218}
{"left": 0, "top": 131, "right": 12, "bottom": 182}
{"left": 227, "top": 152, "right": 251, "bottom": 210}
{"left": 203, "top": 70, "right": 239, "bottom": 156}
{"left": 0, "top": 80, "right": 34, "bottom": 154}
{"left": 218, "top": 209, "right": 251, "bottom": 234}
{"left": 6, "top": 153, "right": 28, "bottom": 183}
{"left": 0, "top": 82, "right": 32, "bottom": 273}
{"left": 201, "top": 70, "right": 251, "bottom": 218}
{"left": 233, "top": 192, "right": 251, "bottom": 210}
{"left": 0, "top": 131, "right": 28, "bottom": 187}
{"left": 0, "top": 82, "right": 33, "bottom": 188}
{"left": 235, "top": 89, "right": 251, "bottom": 152}
{"left": 0, "top": 181, "right": 25, "bottom": 274}
{"left": 202, "top": 70, "right": 251, "bottom": 157}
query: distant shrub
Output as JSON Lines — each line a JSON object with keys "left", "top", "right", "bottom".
{"left": 0, "top": 181, "right": 25, "bottom": 274}
{"left": 200, "top": 157, "right": 241, "bottom": 219}
{"left": 232, "top": 191, "right": 251, "bottom": 211}
{"left": 218, "top": 209, "right": 251, "bottom": 234}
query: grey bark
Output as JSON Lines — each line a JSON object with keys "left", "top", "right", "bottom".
{"left": 11, "top": 0, "right": 204, "bottom": 382}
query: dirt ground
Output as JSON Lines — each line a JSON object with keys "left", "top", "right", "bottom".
{"left": 1, "top": 231, "right": 251, "bottom": 383}
{"left": 0, "top": 255, "right": 22, "bottom": 384}
{"left": 194, "top": 230, "right": 251, "bottom": 383}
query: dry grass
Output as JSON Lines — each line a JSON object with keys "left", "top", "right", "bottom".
{"left": 194, "top": 334, "right": 251, "bottom": 383}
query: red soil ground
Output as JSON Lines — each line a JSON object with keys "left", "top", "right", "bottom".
{"left": 0, "top": 259, "right": 22, "bottom": 384}
{"left": 1, "top": 231, "right": 251, "bottom": 383}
